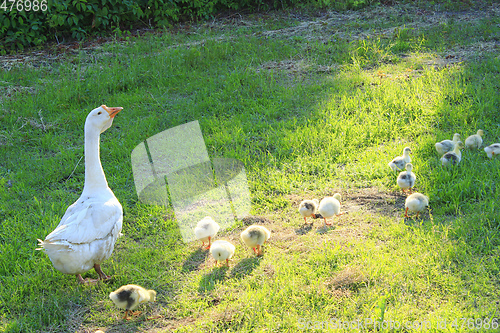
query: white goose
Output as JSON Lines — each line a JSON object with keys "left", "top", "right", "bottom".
{"left": 405, "top": 193, "right": 429, "bottom": 218}
{"left": 388, "top": 147, "right": 411, "bottom": 172}
{"left": 484, "top": 143, "right": 500, "bottom": 159}
{"left": 194, "top": 216, "right": 220, "bottom": 249}
{"left": 317, "top": 193, "right": 345, "bottom": 226}
{"left": 397, "top": 163, "right": 416, "bottom": 194}
{"left": 240, "top": 225, "right": 271, "bottom": 256}
{"left": 435, "top": 133, "right": 460, "bottom": 156}
{"left": 210, "top": 240, "right": 236, "bottom": 267}
{"left": 465, "top": 130, "right": 484, "bottom": 149}
{"left": 441, "top": 141, "right": 464, "bottom": 166}
{"left": 298, "top": 199, "right": 319, "bottom": 224}
{"left": 109, "top": 284, "right": 157, "bottom": 320}
{"left": 37, "top": 105, "right": 123, "bottom": 283}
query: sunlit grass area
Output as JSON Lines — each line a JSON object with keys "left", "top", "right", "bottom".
{"left": 1, "top": 2, "right": 499, "bottom": 332}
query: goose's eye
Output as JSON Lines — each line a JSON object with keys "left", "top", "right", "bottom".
{"left": 97, "top": 112, "right": 102, "bottom": 115}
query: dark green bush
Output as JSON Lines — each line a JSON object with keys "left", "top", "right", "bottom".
{"left": 0, "top": 0, "right": 378, "bottom": 53}
{"left": 0, "top": 0, "right": 146, "bottom": 52}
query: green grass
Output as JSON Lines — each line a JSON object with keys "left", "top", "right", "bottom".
{"left": 1, "top": 2, "right": 500, "bottom": 332}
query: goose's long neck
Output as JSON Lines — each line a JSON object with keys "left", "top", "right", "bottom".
{"left": 83, "top": 126, "right": 108, "bottom": 193}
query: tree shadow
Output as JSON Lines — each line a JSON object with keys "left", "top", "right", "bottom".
{"left": 229, "top": 257, "right": 261, "bottom": 280}
{"left": 181, "top": 247, "right": 209, "bottom": 273}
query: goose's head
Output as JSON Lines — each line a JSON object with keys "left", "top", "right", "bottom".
{"left": 405, "top": 163, "right": 413, "bottom": 172}
{"left": 148, "top": 289, "right": 157, "bottom": 302}
{"left": 85, "top": 105, "right": 123, "bottom": 134}
{"left": 403, "top": 147, "right": 412, "bottom": 155}
{"left": 452, "top": 133, "right": 461, "bottom": 142}
{"left": 333, "top": 193, "right": 342, "bottom": 203}
{"left": 477, "top": 129, "right": 484, "bottom": 136}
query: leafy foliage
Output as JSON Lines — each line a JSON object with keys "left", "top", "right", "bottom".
{"left": 0, "top": 0, "right": 387, "bottom": 53}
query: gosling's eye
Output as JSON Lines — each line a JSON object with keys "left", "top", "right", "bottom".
{"left": 97, "top": 112, "right": 102, "bottom": 115}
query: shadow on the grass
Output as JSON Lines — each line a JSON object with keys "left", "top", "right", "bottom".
{"left": 229, "top": 257, "right": 262, "bottom": 280}
{"left": 182, "top": 247, "right": 210, "bottom": 273}
{"left": 199, "top": 266, "right": 229, "bottom": 293}
{"left": 295, "top": 223, "right": 314, "bottom": 235}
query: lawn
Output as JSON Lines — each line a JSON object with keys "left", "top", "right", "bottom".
{"left": 1, "top": 2, "right": 500, "bottom": 332}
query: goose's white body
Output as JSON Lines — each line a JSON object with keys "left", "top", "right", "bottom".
{"left": 441, "top": 141, "right": 463, "bottom": 166}
{"left": 109, "top": 284, "right": 156, "bottom": 320}
{"left": 435, "top": 133, "right": 460, "bottom": 156}
{"left": 37, "top": 105, "right": 123, "bottom": 282}
{"left": 388, "top": 147, "right": 411, "bottom": 172}
{"left": 41, "top": 194, "right": 122, "bottom": 275}
{"left": 194, "top": 216, "right": 220, "bottom": 248}
{"left": 298, "top": 199, "right": 319, "bottom": 224}
{"left": 318, "top": 193, "right": 342, "bottom": 226}
{"left": 465, "top": 130, "right": 484, "bottom": 149}
{"left": 484, "top": 144, "right": 500, "bottom": 159}
{"left": 405, "top": 193, "right": 429, "bottom": 218}
{"left": 210, "top": 240, "right": 235, "bottom": 266}
{"left": 397, "top": 163, "right": 416, "bottom": 193}
{"left": 240, "top": 225, "right": 271, "bottom": 255}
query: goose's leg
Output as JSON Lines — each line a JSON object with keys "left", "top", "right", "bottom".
{"left": 256, "top": 245, "right": 263, "bottom": 256}
{"left": 146, "top": 315, "right": 164, "bottom": 321}
{"left": 94, "top": 263, "right": 110, "bottom": 280}
{"left": 123, "top": 310, "right": 131, "bottom": 320}
{"left": 226, "top": 259, "right": 230, "bottom": 267}
{"left": 76, "top": 274, "right": 85, "bottom": 284}
{"left": 324, "top": 217, "right": 331, "bottom": 226}
{"left": 404, "top": 207, "right": 409, "bottom": 218}
{"left": 303, "top": 216, "right": 307, "bottom": 224}
{"left": 76, "top": 273, "right": 99, "bottom": 284}
{"left": 206, "top": 236, "right": 211, "bottom": 249}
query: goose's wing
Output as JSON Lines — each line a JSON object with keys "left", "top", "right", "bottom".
{"left": 136, "top": 288, "right": 150, "bottom": 304}
{"left": 45, "top": 197, "right": 122, "bottom": 245}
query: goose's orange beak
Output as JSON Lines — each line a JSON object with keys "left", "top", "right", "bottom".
{"left": 101, "top": 105, "right": 123, "bottom": 118}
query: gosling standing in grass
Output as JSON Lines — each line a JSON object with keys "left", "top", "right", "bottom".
{"left": 465, "top": 129, "right": 484, "bottom": 149}
{"left": 484, "top": 143, "right": 500, "bottom": 158}
{"left": 240, "top": 225, "right": 271, "bottom": 256}
{"left": 210, "top": 240, "right": 235, "bottom": 267}
{"left": 405, "top": 193, "right": 429, "bottom": 218}
{"left": 317, "top": 193, "right": 345, "bottom": 226}
{"left": 298, "top": 199, "right": 320, "bottom": 224}
{"left": 397, "top": 163, "right": 416, "bottom": 194}
{"left": 435, "top": 133, "right": 460, "bottom": 156}
{"left": 441, "top": 141, "right": 464, "bottom": 166}
{"left": 388, "top": 147, "right": 412, "bottom": 172}
{"left": 194, "top": 216, "right": 220, "bottom": 249}
{"left": 109, "top": 284, "right": 156, "bottom": 320}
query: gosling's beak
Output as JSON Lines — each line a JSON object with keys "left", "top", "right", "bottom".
{"left": 101, "top": 105, "right": 123, "bottom": 118}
